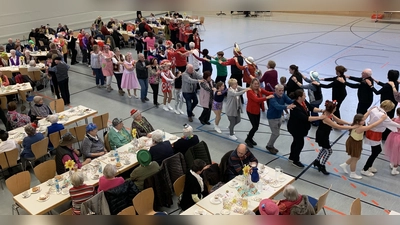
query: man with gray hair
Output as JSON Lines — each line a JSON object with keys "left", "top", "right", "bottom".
{"left": 187, "top": 42, "right": 201, "bottom": 72}
{"left": 266, "top": 84, "right": 295, "bottom": 155}
{"left": 149, "top": 129, "right": 174, "bottom": 165}
{"left": 182, "top": 64, "right": 204, "bottom": 122}
{"left": 338, "top": 68, "right": 374, "bottom": 114}
{"left": 172, "top": 124, "right": 200, "bottom": 155}
{"left": 6, "top": 38, "right": 15, "bottom": 53}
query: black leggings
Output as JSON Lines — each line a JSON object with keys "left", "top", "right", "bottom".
{"left": 114, "top": 73, "right": 123, "bottom": 90}
{"left": 215, "top": 76, "right": 227, "bottom": 84}
{"left": 150, "top": 83, "right": 159, "bottom": 105}
{"left": 199, "top": 107, "right": 212, "bottom": 123}
{"left": 247, "top": 111, "right": 260, "bottom": 140}
{"left": 363, "top": 145, "right": 382, "bottom": 171}
{"left": 333, "top": 100, "right": 343, "bottom": 118}
{"left": 289, "top": 133, "right": 305, "bottom": 163}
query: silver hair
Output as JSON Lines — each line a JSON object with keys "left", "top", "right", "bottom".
{"left": 131, "top": 110, "right": 141, "bottom": 120}
{"left": 71, "top": 171, "right": 85, "bottom": 187}
{"left": 275, "top": 84, "right": 284, "bottom": 90}
{"left": 10, "top": 49, "right": 16, "bottom": 54}
{"left": 29, "top": 60, "right": 36, "bottom": 67}
{"left": 48, "top": 114, "right": 59, "bottom": 124}
{"left": 24, "top": 125, "right": 36, "bottom": 136}
{"left": 364, "top": 68, "right": 372, "bottom": 76}
{"left": 183, "top": 125, "right": 193, "bottom": 137}
{"left": 152, "top": 129, "right": 164, "bottom": 143}
{"left": 103, "top": 164, "right": 117, "bottom": 179}
{"left": 189, "top": 42, "right": 195, "bottom": 49}
{"left": 33, "top": 96, "right": 43, "bottom": 104}
{"left": 283, "top": 184, "right": 299, "bottom": 201}
{"left": 113, "top": 47, "right": 120, "bottom": 52}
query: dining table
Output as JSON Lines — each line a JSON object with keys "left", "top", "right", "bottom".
{"left": 0, "top": 82, "right": 32, "bottom": 97}
{"left": 12, "top": 131, "right": 178, "bottom": 215}
{"left": 0, "top": 63, "right": 45, "bottom": 73}
{"left": 180, "top": 165, "right": 295, "bottom": 215}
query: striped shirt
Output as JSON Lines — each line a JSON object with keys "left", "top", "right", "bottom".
{"left": 69, "top": 184, "right": 96, "bottom": 215}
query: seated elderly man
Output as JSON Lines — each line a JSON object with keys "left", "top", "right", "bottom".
{"left": 108, "top": 118, "right": 132, "bottom": 149}
{"left": 6, "top": 38, "right": 15, "bottom": 53}
{"left": 46, "top": 114, "right": 64, "bottom": 149}
{"left": 8, "top": 50, "right": 20, "bottom": 66}
{"left": 29, "top": 96, "right": 53, "bottom": 121}
{"left": 172, "top": 124, "right": 199, "bottom": 155}
{"left": 149, "top": 129, "right": 174, "bottom": 165}
{"left": 226, "top": 143, "right": 258, "bottom": 180}
{"left": 130, "top": 150, "right": 160, "bottom": 191}
{"left": 130, "top": 108, "right": 154, "bottom": 138}
{"left": 0, "top": 130, "right": 22, "bottom": 158}
{"left": 81, "top": 123, "right": 107, "bottom": 159}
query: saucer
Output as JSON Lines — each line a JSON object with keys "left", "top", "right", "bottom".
{"left": 228, "top": 181, "right": 239, "bottom": 188}
{"left": 194, "top": 210, "right": 207, "bottom": 215}
{"left": 220, "top": 209, "right": 230, "bottom": 215}
{"left": 37, "top": 195, "right": 50, "bottom": 202}
{"left": 22, "top": 193, "right": 31, "bottom": 199}
{"left": 210, "top": 197, "right": 222, "bottom": 205}
{"left": 31, "top": 187, "right": 41, "bottom": 194}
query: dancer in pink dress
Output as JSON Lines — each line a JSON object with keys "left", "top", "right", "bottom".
{"left": 101, "top": 45, "right": 115, "bottom": 92}
{"left": 121, "top": 53, "right": 140, "bottom": 98}
{"left": 384, "top": 108, "right": 400, "bottom": 175}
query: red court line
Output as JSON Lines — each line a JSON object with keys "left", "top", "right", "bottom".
{"left": 371, "top": 200, "right": 379, "bottom": 206}
{"left": 350, "top": 183, "right": 356, "bottom": 189}
{"left": 384, "top": 209, "right": 390, "bottom": 214}
{"left": 306, "top": 137, "right": 310, "bottom": 141}
{"left": 323, "top": 206, "right": 346, "bottom": 216}
{"left": 310, "top": 143, "right": 314, "bottom": 147}
{"left": 333, "top": 168, "right": 339, "bottom": 173}
{"left": 341, "top": 175, "right": 347, "bottom": 181}
{"left": 315, "top": 149, "right": 319, "bottom": 153}
{"left": 327, "top": 162, "right": 331, "bottom": 166}
{"left": 381, "top": 62, "right": 389, "bottom": 68}
{"left": 360, "top": 191, "right": 367, "bottom": 197}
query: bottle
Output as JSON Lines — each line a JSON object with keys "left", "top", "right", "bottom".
{"left": 98, "top": 164, "right": 103, "bottom": 173}
{"left": 114, "top": 146, "right": 120, "bottom": 162}
{"left": 55, "top": 179, "right": 60, "bottom": 193}
{"left": 251, "top": 167, "right": 259, "bottom": 183}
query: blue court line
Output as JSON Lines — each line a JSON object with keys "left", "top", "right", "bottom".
{"left": 196, "top": 119, "right": 400, "bottom": 199}
{"left": 304, "top": 23, "right": 392, "bottom": 71}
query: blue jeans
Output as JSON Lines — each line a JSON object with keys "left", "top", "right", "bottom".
{"left": 92, "top": 68, "right": 104, "bottom": 85}
{"left": 138, "top": 78, "right": 148, "bottom": 100}
{"left": 183, "top": 92, "right": 198, "bottom": 117}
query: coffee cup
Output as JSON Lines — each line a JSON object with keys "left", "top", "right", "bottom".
{"left": 47, "top": 179, "right": 54, "bottom": 186}
{"left": 22, "top": 191, "right": 29, "bottom": 198}
{"left": 124, "top": 160, "right": 130, "bottom": 165}
{"left": 62, "top": 188, "right": 69, "bottom": 195}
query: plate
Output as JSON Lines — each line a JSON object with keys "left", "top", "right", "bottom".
{"left": 235, "top": 175, "right": 244, "bottom": 182}
{"left": 31, "top": 187, "right": 41, "bottom": 194}
{"left": 252, "top": 197, "right": 262, "bottom": 202}
{"left": 37, "top": 195, "right": 50, "bottom": 202}
{"left": 210, "top": 197, "right": 222, "bottom": 205}
{"left": 269, "top": 180, "right": 283, "bottom": 188}
{"left": 22, "top": 193, "right": 31, "bottom": 199}
{"left": 228, "top": 181, "right": 239, "bottom": 188}
{"left": 169, "top": 135, "right": 177, "bottom": 140}
{"left": 220, "top": 209, "right": 230, "bottom": 215}
{"left": 194, "top": 210, "right": 207, "bottom": 215}
{"left": 91, "top": 175, "right": 99, "bottom": 180}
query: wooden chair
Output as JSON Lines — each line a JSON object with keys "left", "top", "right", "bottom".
{"left": 25, "top": 137, "right": 50, "bottom": 170}
{"left": 33, "top": 159, "right": 56, "bottom": 183}
{"left": 19, "top": 67, "right": 29, "bottom": 76}
{"left": 49, "top": 98, "right": 65, "bottom": 113}
{"left": 132, "top": 187, "right": 156, "bottom": 215}
{"left": 308, "top": 184, "right": 332, "bottom": 215}
{"left": 60, "top": 208, "right": 73, "bottom": 215}
{"left": 104, "top": 132, "right": 111, "bottom": 152}
{"left": 197, "top": 16, "right": 205, "bottom": 30}
{"left": 92, "top": 113, "right": 109, "bottom": 131}
{"left": 18, "top": 89, "right": 34, "bottom": 107}
{"left": 69, "top": 124, "right": 86, "bottom": 149}
{"left": 5, "top": 171, "right": 31, "bottom": 214}
{"left": 0, "top": 96, "right": 7, "bottom": 110}
{"left": 350, "top": 198, "right": 361, "bottom": 215}
{"left": 49, "top": 128, "right": 67, "bottom": 149}
{"left": 173, "top": 174, "right": 185, "bottom": 198}
{"left": 2, "top": 71, "right": 13, "bottom": 79}
{"left": 27, "top": 70, "right": 42, "bottom": 82}
{"left": 117, "top": 206, "right": 136, "bottom": 215}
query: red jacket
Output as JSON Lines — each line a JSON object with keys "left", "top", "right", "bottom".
{"left": 174, "top": 47, "right": 187, "bottom": 67}
{"left": 246, "top": 89, "right": 273, "bottom": 115}
{"left": 235, "top": 61, "right": 257, "bottom": 84}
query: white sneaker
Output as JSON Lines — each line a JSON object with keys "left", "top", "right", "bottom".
{"left": 167, "top": 104, "right": 173, "bottom": 110}
{"left": 390, "top": 163, "right": 394, "bottom": 169}
{"left": 368, "top": 167, "right": 377, "bottom": 173}
{"left": 214, "top": 126, "right": 222, "bottom": 134}
{"left": 127, "top": 95, "right": 132, "bottom": 99}
{"left": 339, "top": 163, "right": 349, "bottom": 174}
{"left": 361, "top": 170, "right": 374, "bottom": 177}
{"left": 350, "top": 172, "right": 362, "bottom": 179}
{"left": 163, "top": 105, "right": 169, "bottom": 111}
{"left": 391, "top": 167, "right": 400, "bottom": 175}
{"left": 174, "top": 109, "right": 180, "bottom": 114}
{"left": 229, "top": 135, "right": 238, "bottom": 140}
{"left": 178, "top": 109, "right": 185, "bottom": 114}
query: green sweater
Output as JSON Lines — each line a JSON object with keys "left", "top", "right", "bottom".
{"left": 210, "top": 58, "right": 228, "bottom": 77}
{"left": 108, "top": 127, "right": 132, "bottom": 148}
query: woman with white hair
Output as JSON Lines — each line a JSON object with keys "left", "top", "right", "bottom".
{"left": 149, "top": 129, "right": 174, "bottom": 165}
{"left": 46, "top": 114, "right": 65, "bottom": 149}
{"left": 172, "top": 124, "right": 199, "bottom": 155}
{"left": 98, "top": 164, "right": 125, "bottom": 192}
{"left": 69, "top": 172, "right": 96, "bottom": 215}
{"left": 29, "top": 96, "right": 53, "bottom": 121}
{"left": 130, "top": 108, "right": 154, "bottom": 138}
{"left": 21, "top": 124, "right": 44, "bottom": 162}
{"left": 8, "top": 50, "right": 20, "bottom": 66}
{"left": 273, "top": 185, "right": 302, "bottom": 215}
{"left": 23, "top": 49, "right": 32, "bottom": 65}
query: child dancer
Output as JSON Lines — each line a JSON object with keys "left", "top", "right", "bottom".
{"left": 384, "top": 108, "right": 400, "bottom": 175}
{"left": 160, "top": 60, "right": 178, "bottom": 111}
{"left": 212, "top": 81, "right": 228, "bottom": 133}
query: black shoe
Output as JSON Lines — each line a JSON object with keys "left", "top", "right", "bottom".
{"left": 250, "top": 139, "right": 257, "bottom": 146}
{"left": 141, "top": 99, "right": 146, "bottom": 103}
{"left": 318, "top": 164, "right": 330, "bottom": 175}
{"left": 145, "top": 97, "right": 149, "bottom": 101}
{"left": 154, "top": 104, "right": 159, "bottom": 108}
{"left": 205, "top": 122, "right": 211, "bottom": 125}
{"left": 312, "top": 159, "right": 321, "bottom": 168}
{"left": 245, "top": 139, "right": 254, "bottom": 148}
{"left": 266, "top": 146, "right": 278, "bottom": 155}
{"left": 200, "top": 120, "right": 206, "bottom": 125}
{"left": 292, "top": 161, "right": 304, "bottom": 168}
{"left": 188, "top": 117, "right": 193, "bottom": 122}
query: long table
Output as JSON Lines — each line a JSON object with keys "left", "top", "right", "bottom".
{"left": 0, "top": 82, "right": 32, "bottom": 97}
{"left": 12, "top": 131, "right": 178, "bottom": 215}
{"left": 0, "top": 64, "right": 46, "bottom": 73}
{"left": 180, "top": 165, "right": 295, "bottom": 215}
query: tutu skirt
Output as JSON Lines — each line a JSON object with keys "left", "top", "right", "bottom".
{"left": 384, "top": 132, "right": 400, "bottom": 166}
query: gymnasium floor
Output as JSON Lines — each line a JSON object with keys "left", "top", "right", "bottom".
{"left": 1, "top": 11, "right": 400, "bottom": 215}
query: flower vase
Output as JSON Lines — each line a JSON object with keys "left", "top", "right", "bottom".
{"left": 251, "top": 167, "right": 259, "bottom": 183}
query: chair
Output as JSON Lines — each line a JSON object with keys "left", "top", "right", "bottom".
{"left": 27, "top": 71, "right": 42, "bottom": 82}
{"left": 18, "top": 90, "right": 34, "bottom": 106}
{"left": 104, "top": 132, "right": 111, "bottom": 152}
{"left": 0, "top": 149, "right": 23, "bottom": 188}
{"left": 184, "top": 141, "right": 212, "bottom": 170}
{"left": 173, "top": 174, "right": 185, "bottom": 198}
{"left": 49, "top": 128, "right": 67, "bottom": 149}
{"left": 92, "top": 113, "right": 109, "bottom": 131}
{"left": 5, "top": 171, "right": 31, "bottom": 214}
{"left": 117, "top": 206, "right": 136, "bottom": 215}
{"left": 350, "top": 198, "right": 361, "bottom": 215}
{"left": 196, "top": 17, "right": 205, "bottom": 30}
{"left": 60, "top": 208, "right": 73, "bottom": 215}
{"left": 69, "top": 124, "right": 86, "bottom": 149}
{"left": 2, "top": 71, "right": 13, "bottom": 79}
{"left": 25, "top": 137, "right": 50, "bottom": 170}
{"left": 308, "top": 184, "right": 332, "bottom": 215}
{"left": 132, "top": 187, "right": 156, "bottom": 215}
{"left": 19, "top": 67, "right": 29, "bottom": 76}
{"left": 0, "top": 96, "right": 7, "bottom": 110}
{"left": 49, "top": 98, "right": 64, "bottom": 113}
{"left": 30, "top": 37, "right": 36, "bottom": 44}
{"left": 219, "top": 150, "right": 234, "bottom": 183}
{"left": 33, "top": 159, "right": 56, "bottom": 183}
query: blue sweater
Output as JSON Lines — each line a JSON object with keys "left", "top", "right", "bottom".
{"left": 266, "top": 93, "right": 293, "bottom": 119}
{"left": 21, "top": 133, "right": 45, "bottom": 159}
{"left": 47, "top": 123, "right": 65, "bottom": 148}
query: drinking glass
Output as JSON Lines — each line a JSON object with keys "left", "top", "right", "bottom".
{"left": 242, "top": 198, "right": 248, "bottom": 210}
{"left": 222, "top": 198, "right": 232, "bottom": 210}
{"left": 275, "top": 166, "right": 282, "bottom": 181}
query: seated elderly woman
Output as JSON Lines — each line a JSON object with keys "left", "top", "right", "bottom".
{"left": 108, "top": 118, "right": 132, "bottom": 149}
{"left": 69, "top": 171, "right": 96, "bottom": 215}
{"left": 8, "top": 50, "right": 20, "bottom": 66}
{"left": 0, "top": 71, "right": 9, "bottom": 86}
{"left": 81, "top": 123, "right": 107, "bottom": 160}
{"left": 180, "top": 159, "right": 210, "bottom": 211}
{"left": 6, "top": 101, "right": 30, "bottom": 129}
{"left": 130, "top": 108, "right": 154, "bottom": 138}
{"left": 98, "top": 164, "right": 125, "bottom": 192}
{"left": 172, "top": 124, "right": 199, "bottom": 155}
{"left": 130, "top": 149, "right": 160, "bottom": 191}
{"left": 46, "top": 114, "right": 65, "bottom": 149}
{"left": 55, "top": 132, "right": 91, "bottom": 175}
{"left": 21, "top": 124, "right": 44, "bottom": 163}
{"left": 148, "top": 129, "right": 174, "bottom": 165}
{"left": 273, "top": 184, "right": 315, "bottom": 215}
{"left": 29, "top": 96, "right": 53, "bottom": 121}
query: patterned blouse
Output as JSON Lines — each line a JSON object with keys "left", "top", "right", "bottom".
{"left": 131, "top": 117, "right": 154, "bottom": 138}
{"left": 6, "top": 110, "right": 31, "bottom": 129}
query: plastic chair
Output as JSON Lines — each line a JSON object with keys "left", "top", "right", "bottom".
{"left": 308, "top": 184, "right": 332, "bottom": 215}
{"left": 2, "top": 71, "right": 13, "bottom": 79}
{"left": 173, "top": 174, "right": 185, "bottom": 198}
{"left": 0, "top": 96, "right": 7, "bottom": 110}
{"left": 196, "top": 17, "right": 205, "bottom": 30}
{"left": 117, "top": 206, "right": 137, "bottom": 215}
{"left": 132, "top": 187, "right": 156, "bottom": 215}
{"left": 25, "top": 137, "right": 50, "bottom": 170}
{"left": 49, "top": 128, "right": 67, "bottom": 149}
{"left": 33, "top": 159, "right": 56, "bottom": 183}
{"left": 69, "top": 124, "right": 86, "bottom": 149}
{"left": 350, "top": 198, "right": 361, "bottom": 215}
{"left": 60, "top": 208, "right": 73, "bottom": 215}
{"left": 92, "top": 113, "right": 109, "bottom": 131}
{"left": 104, "top": 132, "right": 111, "bottom": 152}
{"left": 19, "top": 67, "right": 29, "bottom": 76}
{"left": 5, "top": 171, "right": 31, "bottom": 215}
{"left": 49, "top": 98, "right": 65, "bottom": 113}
